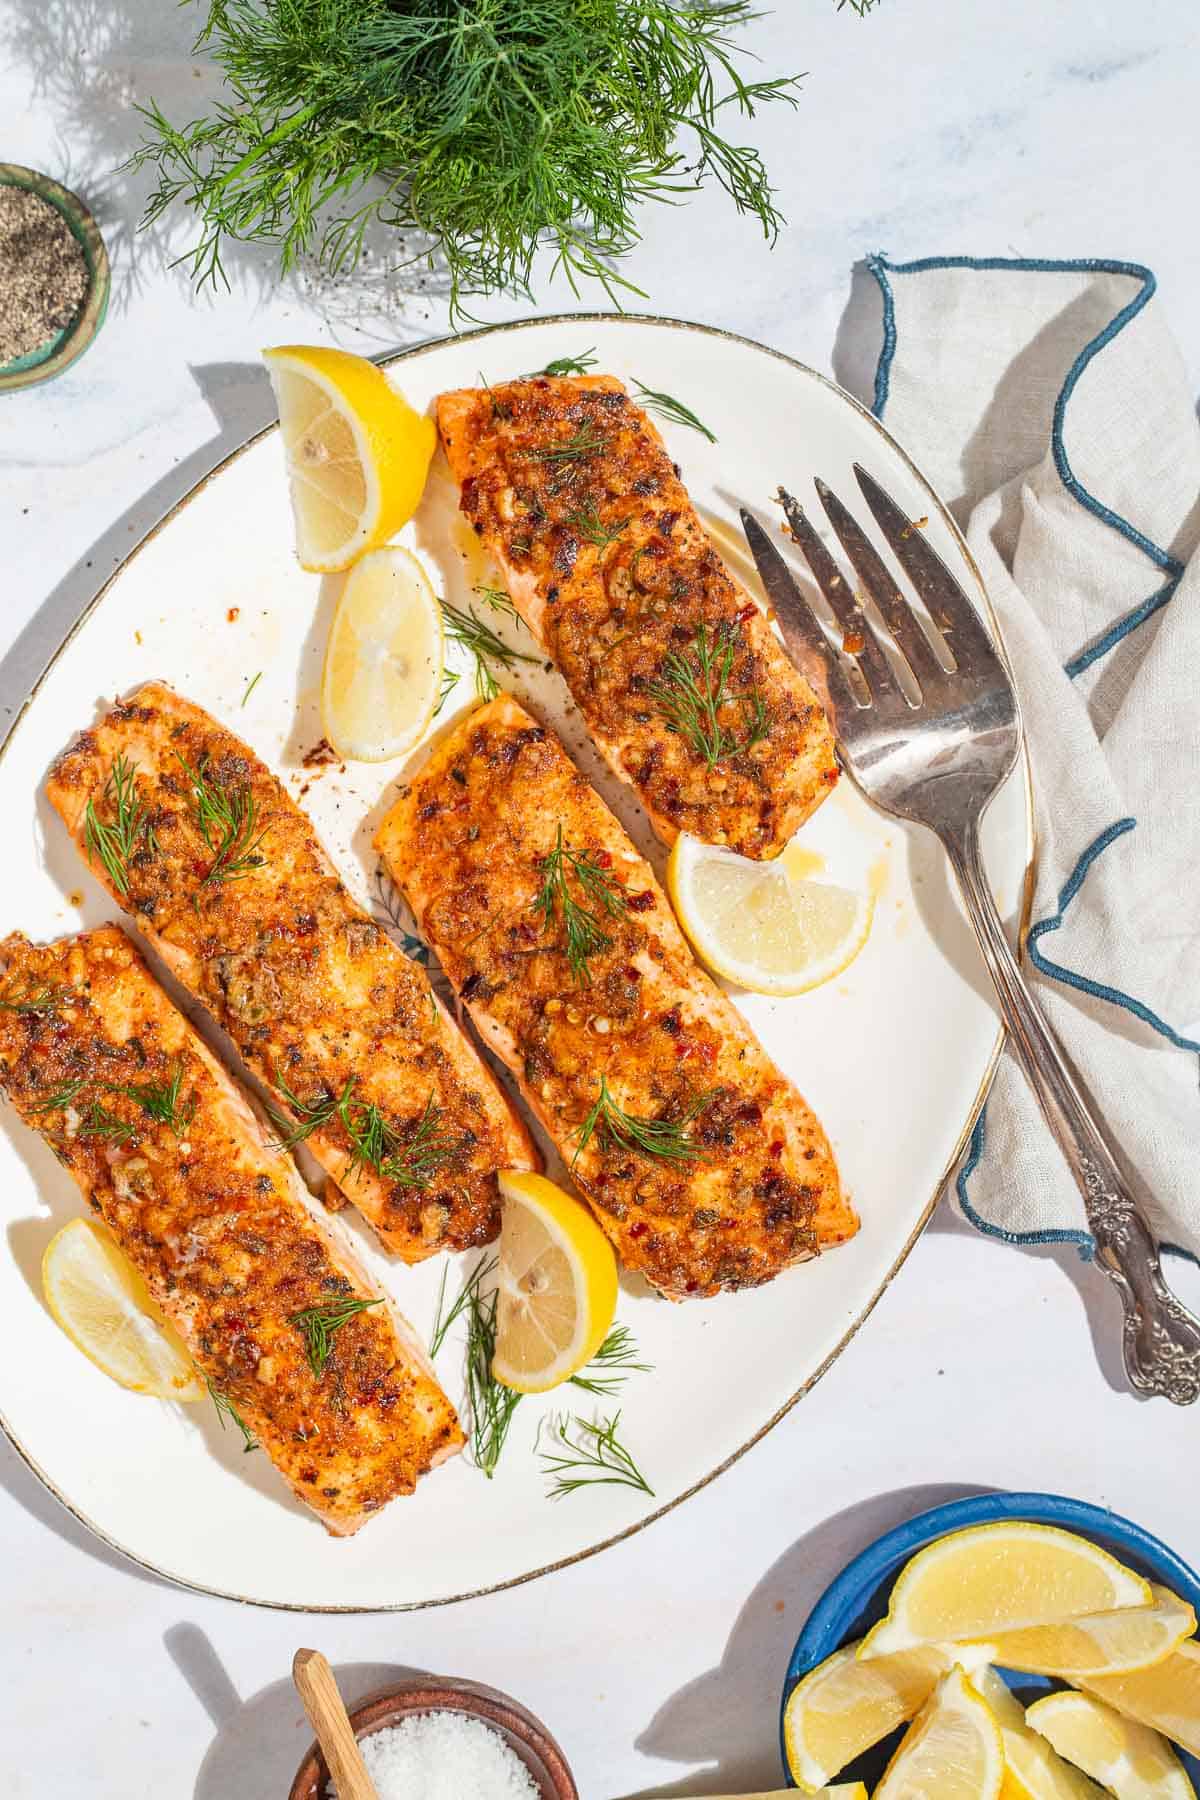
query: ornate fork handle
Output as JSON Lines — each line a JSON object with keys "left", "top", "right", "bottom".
{"left": 943, "top": 816, "right": 1200, "bottom": 1405}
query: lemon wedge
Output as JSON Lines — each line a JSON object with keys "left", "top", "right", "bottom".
{"left": 491, "top": 1171, "right": 618, "bottom": 1393}
{"left": 784, "top": 1640, "right": 985, "bottom": 1791}
{"left": 966, "top": 1670, "right": 1107, "bottom": 1800}
{"left": 42, "top": 1218, "right": 203, "bottom": 1400}
{"left": 1026, "top": 1690, "right": 1196, "bottom": 1799}
{"left": 860, "top": 1523, "right": 1151, "bottom": 1659}
{"left": 320, "top": 545, "right": 444, "bottom": 762}
{"left": 263, "top": 344, "right": 436, "bottom": 572}
{"left": 966, "top": 1583, "right": 1195, "bottom": 1679}
{"left": 875, "top": 1666, "right": 1004, "bottom": 1800}
{"left": 667, "top": 820, "right": 874, "bottom": 996}
{"left": 1082, "top": 1637, "right": 1200, "bottom": 1755}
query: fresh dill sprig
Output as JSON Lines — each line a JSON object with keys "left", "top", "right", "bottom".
{"left": 440, "top": 598, "right": 537, "bottom": 702}
{"left": 434, "top": 666, "right": 461, "bottom": 716}
{"left": 269, "top": 1073, "right": 456, "bottom": 1187}
{"left": 77, "top": 1100, "right": 139, "bottom": 1146}
{"left": 632, "top": 379, "right": 717, "bottom": 443}
{"left": 474, "top": 584, "right": 517, "bottom": 616}
{"left": 565, "top": 502, "right": 628, "bottom": 553}
{"left": 241, "top": 670, "right": 263, "bottom": 707}
{"left": 532, "top": 824, "right": 629, "bottom": 984}
{"left": 0, "top": 981, "right": 69, "bottom": 1017}
{"left": 83, "top": 754, "right": 157, "bottom": 899}
{"left": 266, "top": 1071, "right": 349, "bottom": 1150}
{"left": 110, "top": 1063, "right": 197, "bottom": 1137}
{"left": 206, "top": 1377, "right": 258, "bottom": 1453}
{"left": 126, "top": 3, "right": 800, "bottom": 321}
{"left": 575, "top": 1075, "right": 713, "bottom": 1167}
{"left": 539, "top": 1410, "right": 654, "bottom": 1500}
{"left": 537, "top": 350, "right": 598, "bottom": 377}
{"left": 290, "top": 1294, "right": 383, "bottom": 1377}
{"left": 648, "top": 624, "right": 771, "bottom": 768}
{"left": 29, "top": 1078, "right": 88, "bottom": 1114}
{"left": 175, "top": 752, "right": 270, "bottom": 890}
{"left": 343, "top": 1091, "right": 457, "bottom": 1189}
{"left": 569, "top": 1325, "right": 653, "bottom": 1398}
{"left": 524, "top": 425, "right": 608, "bottom": 466}
{"left": 430, "top": 1257, "right": 522, "bottom": 1478}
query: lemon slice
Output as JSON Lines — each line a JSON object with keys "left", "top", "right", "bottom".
{"left": 875, "top": 1666, "right": 1004, "bottom": 1800}
{"left": 965, "top": 1670, "right": 1107, "bottom": 1800}
{"left": 667, "top": 828, "right": 874, "bottom": 995}
{"left": 784, "top": 1640, "right": 986, "bottom": 1790}
{"left": 263, "top": 344, "right": 436, "bottom": 572}
{"left": 320, "top": 545, "right": 444, "bottom": 762}
{"left": 860, "top": 1524, "right": 1151, "bottom": 1658}
{"left": 42, "top": 1218, "right": 203, "bottom": 1400}
{"left": 1026, "top": 1690, "right": 1196, "bottom": 1799}
{"left": 491, "top": 1171, "right": 618, "bottom": 1393}
{"left": 966, "top": 1584, "right": 1195, "bottom": 1679}
{"left": 1082, "top": 1638, "right": 1200, "bottom": 1755}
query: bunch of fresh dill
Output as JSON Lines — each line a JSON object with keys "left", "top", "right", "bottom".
{"left": 127, "top": 0, "right": 869, "bottom": 318}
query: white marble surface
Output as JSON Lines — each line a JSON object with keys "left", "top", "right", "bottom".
{"left": 2, "top": 2, "right": 1199, "bottom": 1795}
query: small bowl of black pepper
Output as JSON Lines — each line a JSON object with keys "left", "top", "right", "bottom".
{"left": 0, "top": 162, "right": 111, "bottom": 394}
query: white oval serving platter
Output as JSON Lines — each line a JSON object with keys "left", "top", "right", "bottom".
{"left": 0, "top": 314, "right": 1030, "bottom": 1609}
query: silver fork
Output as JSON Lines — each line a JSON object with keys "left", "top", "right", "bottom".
{"left": 742, "top": 466, "right": 1200, "bottom": 1405}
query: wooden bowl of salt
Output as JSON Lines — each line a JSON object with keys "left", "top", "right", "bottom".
{"left": 288, "top": 1675, "right": 579, "bottom": 1800}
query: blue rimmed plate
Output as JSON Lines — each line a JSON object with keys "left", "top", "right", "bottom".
{"left": 781, "top": 1490, "right": 1200, "bottom": 1787}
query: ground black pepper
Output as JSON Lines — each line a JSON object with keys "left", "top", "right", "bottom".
{"left": 0, "top": 186, "right": 88, "bottom": 364}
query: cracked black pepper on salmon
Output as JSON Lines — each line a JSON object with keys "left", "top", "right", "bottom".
{"left": 45, "top": 682, "right": 538, "bottom": 1262}
{"left": 0, "top": 926, "right": 462, "bottom": 1534}
{"left": 436, "top": 373, "right": 839, "bottom": 861}
{"left": 375, "top": 696, "right": 855, "bottom": 1300}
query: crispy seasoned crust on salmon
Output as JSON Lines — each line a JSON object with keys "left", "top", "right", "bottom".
{"left": 375, "top": 697, "right": 855, "bottom": 1299}
{"left": 0, "top": 926, "right": 463, "bottom": 1534}
{"left": 436, "top": 374, "right": 839, "bottom": 861}
{"left": 44, "top": 682, "right": 538, "bottom": 1263}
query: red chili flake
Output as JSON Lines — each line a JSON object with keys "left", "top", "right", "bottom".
{"left": 629, "top": 1221, "right": 648, "bottom": 1239}
{"left": 736, "top": 603, "right": 757, "bottom": 624}
{"left": 735, "top": 1101, "right": 762, "bottom": 1125}
{"left": 622, "top": 965, "right": 642, "bottom": 983}
{"left": 718, "top": 1216, "right": 737, "bottom": 1229}
{"left": 685, "top": 1280, "right": 699, "bottom": 1294}
{"left": 769, "top": 1139, "right": 785, "bottom": 1160}
{"left": 593, "top": 850, "right": 612, "bottom": 868}
{"left": 627, "top": 890, "right": 655, "bottom": 913}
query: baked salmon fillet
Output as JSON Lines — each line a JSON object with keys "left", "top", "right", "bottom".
{"left": 0, "top": 927, "right": 463, "bottom": 1534}
{"left": 376, "top": 697, "right": 855, "bottom": 1299}
{"left": 436, "top": 373, "right": 838, "bottom": 861}
{"left": 45, "top": 682, "right": 537, "bottom": 1262}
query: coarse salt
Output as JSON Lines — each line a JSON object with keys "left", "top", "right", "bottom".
{"left": 328, "top": 1709, "right": 541, "bottom": 1800}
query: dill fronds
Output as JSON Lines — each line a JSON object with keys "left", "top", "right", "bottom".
{"left": 175, "top": 752, "right": 270, "bottom": 891}
{"left": 84, "top": 754, "right": 157, "bottom": 898}
{"left": 632, "top": 380, "right": 717, "bottom": 443}
{"left": 539, "top": 1410, "right": 654, "bottom": 1499}
{"left": 648, "top": 623, "right": 771, "bottom": 768}
{"left": 532, "top": 825, "right": 629, "bottom": 984}
{"left": 569, "top": 1325, "right": 653, "bottom": 1398}
{"left": 290, "top": 1294, "right": 384, "bottom": 1377}
{"left": 575, "top": 1075, "right": 714, "bottom": 1167}
{"left": 440, "top": 598, "right": 537, "bottom": 701}
{"left": 127, "top": 2, "right": 804, "bottom": 320}
{"left": 110, "top": 1063, "right": 197, "bottom": 1137}
{"left": 206, "top": 1378, "right": 259, "bottom": 1452}
{"left": 565, "top": 502, "right": 628, "bottom": 553}
{"left": 537, "top": 350, "right": 598, "bottom": 377}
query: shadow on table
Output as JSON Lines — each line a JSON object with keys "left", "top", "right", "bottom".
{"left": 0, "top": 1427, "right": 170, "bottom": 1587}
{"left": 621, "top": 1481, "right": 995, "bottom": 1800}
{"left": 0, "top": 358, "right": 273, "bottom": 741}
{"left": 167, "top": 1622, "right": 433, "bottom": 1800}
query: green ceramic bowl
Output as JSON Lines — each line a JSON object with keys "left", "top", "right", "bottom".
{"left": 0, "top": 163, "right": 111, "bottom": 393}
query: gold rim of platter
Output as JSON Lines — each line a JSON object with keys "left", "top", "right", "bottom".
{"left": 0, "top": 309, "right": 1036, "bottom": 1612}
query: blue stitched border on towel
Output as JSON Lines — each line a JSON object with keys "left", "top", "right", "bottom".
{"left": 863, "top": 256, "right": 1196, "bottom": 1258}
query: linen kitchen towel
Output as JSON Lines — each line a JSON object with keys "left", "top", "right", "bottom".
{"left": 863, "top": 255, "right": 1200, "bottom": 1258}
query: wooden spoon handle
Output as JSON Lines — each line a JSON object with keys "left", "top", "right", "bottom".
{"left": 293, "top": 1649, "right": 379, "bottom": 1800}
